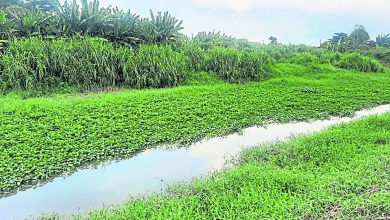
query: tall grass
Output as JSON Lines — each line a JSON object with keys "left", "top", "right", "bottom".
{"left": 0, "top": 38, "right": 385, "bottom": 94}
{"left": 120, "top": 44, "right": 186, "bottom": 89}
{"left": 0, "top": 38, "right": 188, "bottom": 92}
{"left": 335, "top": 52, "right": 385, "bottom": 72}
{"left": 287, "top": 51, "right": 384, "bottom": 73}
{"left": 0, "top": 38, "right": 280, "bottom": 93}
{"left": 179, "top": 42, "right": 207, "bottom": 72}
{"left": 206, "top": 47, "right": 275, "bottom": 83}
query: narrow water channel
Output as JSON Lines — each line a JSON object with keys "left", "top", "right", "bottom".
{"left": 1, "top": 104, "right": 390, "bottom": 220}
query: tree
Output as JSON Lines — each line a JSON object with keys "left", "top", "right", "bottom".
{"left": 376, "top": 34, "right": 390, "bottom": 47}
{"left": 268, "top": 36, "right": 278, "bottom": 45}
{"left": 331, "top": 32, "right": 348, "bottom": 44}
{"left": 350, "top": 25, "right": 370, "bottom": 46}
{"left": 321, "top": 32, "right": 352, "bottom": 52}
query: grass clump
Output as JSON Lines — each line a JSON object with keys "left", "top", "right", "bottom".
{"left": 88, "top": 113, "right": 390, "bottom": 219}
{"left": 335, "top": 52, "right": 385, "bottom": 72}
{"left": 206, "top": 47, "right": 275, "bottom": 83}
{"left": 179, "top": 42, "right": 207, "bottom": 72}
{"left": 185, "top": 72, "right": 224, "bottom": 86}
{"left": 0, "top": 38, "right": 188, "bottom": 93}
{"left": 120, "top": 44, "right": 187, "bottom": 89}
{"left": 289, "top": 52, "right": 321, "bottom": 65}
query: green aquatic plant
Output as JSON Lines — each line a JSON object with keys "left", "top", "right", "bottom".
{"left": 88, "top": 113, "right": 390, "bottom": 219}
{"left": 1, "top": 64, "right": 390, "bottom": 195}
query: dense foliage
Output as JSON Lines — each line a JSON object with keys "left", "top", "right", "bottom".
{"left": 0, "top": 0, "right": 184, "bottom": 45}
{"left": 363, "top": 47, "right": 390, "bottom": 67}
{"left": 0, "top": 38, "right": 187, "bottom": 92}
{"left": 206, "top": 47, "right": 274, "bottom": 83}
{"left": 0, "top": 36, "right": 386, "bottom": 94}
{"left": 322, "top": 25, "right": 390, "bottom": 58}
{"left": 192, "top": 31, "right": 259, "bottom": 50}
{"left": 335, "top": 52, "right": 385, "bottom": 72}
{"left": 0, "top": 1, "right": 388, "bottom": 95}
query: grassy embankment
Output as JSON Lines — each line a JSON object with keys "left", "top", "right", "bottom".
{"left": 87, "top": 111, "right": 390, "bottom": 219}
{"left": 1, "top": 64, "right": 390, "bottom": 196}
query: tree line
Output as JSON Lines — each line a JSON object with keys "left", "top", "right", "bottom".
{"left": 0, "top": 0, "right": 184, "bottom": 46}
{"left": 321, "top": 25, "right": 390, "bottom": 52}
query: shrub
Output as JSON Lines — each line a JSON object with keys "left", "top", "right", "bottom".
{"left": 289, "top": 53, "right": 321, "bottom": 65}
{"left": 363, "top": 47, "right": 390, "bottom": 67}
{"left": 335, "top": 52, "right": 385, "bottom": 72}
{"left": 317, "top": 51, "right": 341, "bottom": 64}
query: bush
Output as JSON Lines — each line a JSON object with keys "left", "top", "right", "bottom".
{"left": 335, "top": 52, "right": 385, "bottom": 72}
{"left": 317, "top": 51, "right": 341, "bottom": 64}
{"left": 363, "top": 47, "right": 390, "bottom": 67}
{"left": 206, "top": 47, "right": 274, "bottom": 83}
{"left": 289, "top": 52, "right": 321, "bottom": 65}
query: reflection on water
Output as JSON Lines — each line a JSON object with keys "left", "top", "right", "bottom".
{"left": 1, "top": 104, "right": 390, "bottom": 220}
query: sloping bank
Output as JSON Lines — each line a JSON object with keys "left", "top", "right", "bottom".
{"left": 88, "top": 112, "right": 390, "bottom": 219}
{"left": 1, "top": 67, "right": 390, "bottom": 195}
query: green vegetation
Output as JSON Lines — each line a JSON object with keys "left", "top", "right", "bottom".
{"left": 1, "top": 64, "right": 390, "bottom": 196}
{"left": 0, "top": 38, "right": 187, "bottom": 92}
{"left": 206, "top": 47, "right": 274, "bottom": 83}
{"left": 0, "top": 37, "right": 386, "bottom": 94}
{"left": 88, "top": 112, "right": 390, "bottom": 219}
{"left": 363, "top": 47, "right": 390, "bottom": 67}
{"left": 335, "top": 52, "right": 385, "bottom": 72}
{"left": 0, "top": 1, "right": 389, "bottom": 219}
{"left": 0, "top": 0, "right": 183, "bottom": 45}
{"left": 0, "top": 0, "right": 388, "bottom": 94}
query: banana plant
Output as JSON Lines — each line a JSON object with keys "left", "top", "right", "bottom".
{"left": 107, "top": 8, "right": 142, "bottom": 45}
{"left": 147, "top": 10, "right": 183, "bottom": 44}
{"left": 376, "top": 34, "right": 390, "bottom": 47}
{"left": 2, "top": 5, "right": 55, "bottom": 37}
{"left": 0, "top": 0, "right": 184, "bottom": 45}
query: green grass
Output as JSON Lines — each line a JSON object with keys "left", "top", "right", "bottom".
{"left": 1, "top": 64, "right": 390, "bottom": 195}
{"left": 0, "top": 38, "right": 187, "bottom": 93}
{"left": 88, "top": 112, "right": 390, "bottom": 219}
{"left": 185, "top": 71, "right": 225, "bottom": 86}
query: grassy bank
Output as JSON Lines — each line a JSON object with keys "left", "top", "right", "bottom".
{"left": 88, "top": 112, "right": 390, "bottom": 219}
{"left": 1, "top": 64, "right": 390, "bottom": 195}
{"left": 0, "top": 38, "right": 384, "bottom": 95}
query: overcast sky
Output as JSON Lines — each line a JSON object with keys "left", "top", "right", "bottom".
{"left": 74, "top": 0, "right": 390, "bottom": 45}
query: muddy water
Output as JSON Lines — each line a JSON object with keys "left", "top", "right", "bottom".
{"left": 1, "top": 105, "right": 390, "bottom": 220}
